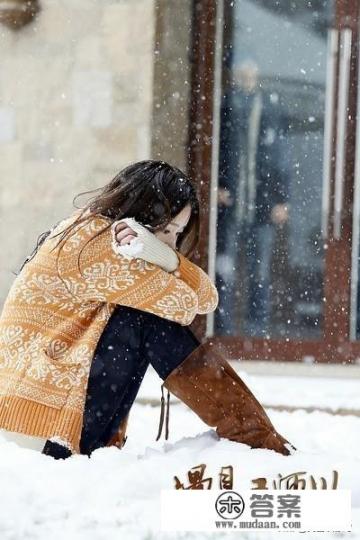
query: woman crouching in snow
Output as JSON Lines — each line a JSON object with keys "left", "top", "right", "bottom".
{"left": 0, "top": 160, "right": 296, "bottom": 459}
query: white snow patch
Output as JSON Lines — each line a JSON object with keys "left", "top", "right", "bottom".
{"left": 0, "top": 392, "right": 358, "bottom": 539}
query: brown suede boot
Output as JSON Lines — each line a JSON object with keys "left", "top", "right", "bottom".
{"left": 157, "top": 341, "right": 296, "bottom": 456}
{"left": 105, "top": 412, "right": 129, "bottom": 449}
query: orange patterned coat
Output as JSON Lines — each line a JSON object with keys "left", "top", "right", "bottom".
{"left": 0, "top": 210, "right": 219, "bottom": 453}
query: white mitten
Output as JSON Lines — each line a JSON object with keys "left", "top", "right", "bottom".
{"left": 111, "top": 217, "right": 180, "bottom": 273}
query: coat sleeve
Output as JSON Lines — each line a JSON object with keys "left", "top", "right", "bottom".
{"left": 55, "top": 215, "right": 199, "bottom": 326}
{"left": 172, "top": 251, "right": 219, "bottom": 315}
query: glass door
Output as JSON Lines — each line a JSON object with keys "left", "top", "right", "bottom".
{"left": 207, "top": 0, "right": 360, "bottom": 362}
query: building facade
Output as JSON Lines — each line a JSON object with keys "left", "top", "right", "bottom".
{"left": 1, "top": 0, "right": 360, "bottom": 363}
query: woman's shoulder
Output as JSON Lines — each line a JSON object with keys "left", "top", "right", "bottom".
{"left": 46, "top": 210, "right": 123, "bottom": 266}
{"left": 50, "top": 209, "right": 112, "bottom": 240}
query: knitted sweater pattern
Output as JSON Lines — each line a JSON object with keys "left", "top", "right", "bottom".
{"left": 0, "top": 211, "right": 219, "bottom": 452}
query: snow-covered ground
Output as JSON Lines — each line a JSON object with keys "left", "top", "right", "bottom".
{"left": 0, "top": 364, "right": 358, "bottom": 540}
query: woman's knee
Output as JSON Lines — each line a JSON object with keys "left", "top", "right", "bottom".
{"left": 141, "top": 314, "right": 201, "bottom": 379}
{"left": 108, "top": 306, "right": 201, "bottom": 379}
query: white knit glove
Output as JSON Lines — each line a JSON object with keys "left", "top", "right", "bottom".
{"left": 111, "top": 217, "right": 180, "bottom": 273}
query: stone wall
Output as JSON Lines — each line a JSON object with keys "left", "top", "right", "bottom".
{"left": 0, "top": 0, "right": 156, "bottom": 305}
{"left": 151, "top": 0, "right": 192, "bottom": 173}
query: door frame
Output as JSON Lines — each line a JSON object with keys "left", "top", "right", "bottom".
{"left": 188, "top": 0, "right": 360, "bottom": 364}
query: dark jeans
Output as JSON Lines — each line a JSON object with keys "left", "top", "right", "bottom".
{"left": 43, "top": 305, "right": 201, "bottom": 459}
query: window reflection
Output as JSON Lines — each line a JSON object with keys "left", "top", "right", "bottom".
{"left": 214, "top": 0, "right": 334, "bottom": 339}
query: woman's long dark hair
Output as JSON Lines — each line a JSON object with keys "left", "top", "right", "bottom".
{"left": 14, "top": 160, "right": 200, "bottom": 276}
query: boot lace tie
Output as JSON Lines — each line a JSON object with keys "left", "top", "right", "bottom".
{"left": 156, "top": 383, "right": 170, "bottom": 441}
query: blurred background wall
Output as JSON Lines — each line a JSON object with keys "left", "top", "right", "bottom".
{"left": 0, "top": 0, "right": 192, "bottom": 306}
{"left": 151, "top": 0, "right": 192, "bottom": 169}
